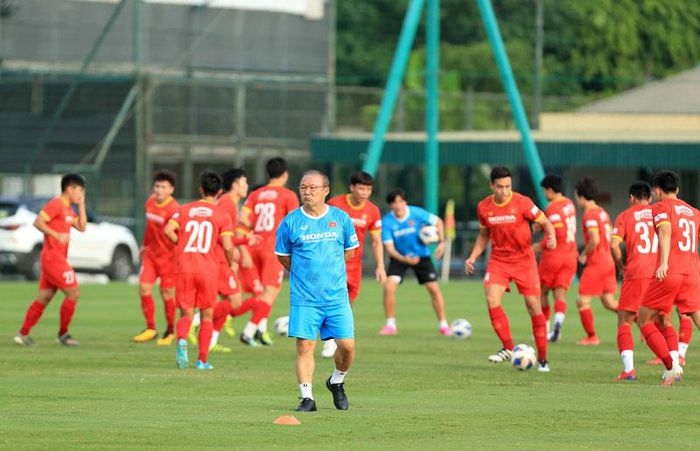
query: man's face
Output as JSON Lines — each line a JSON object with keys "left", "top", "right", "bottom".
{"left": 349, "top": 183, "right": 372, "bottom": 203}
{"left": 389, "top": 195, "right": 408, "bottom": 217}
{"left": 152, "top": 180, "right": 174, "bottom": 202}
{"left": 67, "top": 185, "right": 84, "bottom": 204}
{"left": 299, "top": 174, "right": 329, "bottom": 208}
{"left": 233, "top": 176, "right": 249, "bottom": 198}
{"left": 491, "top": 177, "right": 512, "bottom": 203}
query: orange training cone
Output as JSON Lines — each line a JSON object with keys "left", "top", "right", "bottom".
{"left": 274, "top": 415, "right": 301, "bottom": 425}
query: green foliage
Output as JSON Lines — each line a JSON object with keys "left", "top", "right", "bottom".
{"left": 3, "top": 281, "right": 700, "bottom": 449}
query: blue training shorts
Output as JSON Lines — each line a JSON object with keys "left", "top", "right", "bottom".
{"left": 288, "top": 302, "right": 355, "bottom": 341}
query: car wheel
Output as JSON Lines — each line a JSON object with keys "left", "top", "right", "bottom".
{"left": 24, "top": 246, "right": 42, "bottom": 281}
{"left": 106, "top": 246, "right": 133, "bottom": 281}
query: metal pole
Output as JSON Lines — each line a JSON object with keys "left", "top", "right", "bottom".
{"left": 532, "top": 0, "right": 544, "bottom": 130}
{"left": 324, "top": 0, "right": 337, "bottom": 133}
{"left": 476, "top": 0, "right": 547, "bottom": 206}
{"left": 133, "top": 0, "right": 146, "bottom": 238}
{"left": 362, "top": 0, "right": 425, "bottom": 176}
{"left": 23, "top": 0, "right": 129, "bottom": 186}
{"left": 424, "top": 0, "right": 440, "bottom": 214}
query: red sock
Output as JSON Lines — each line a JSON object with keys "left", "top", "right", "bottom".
{"left": 554, "top": 298, "right": 567, "bottom": 315}
{"left": 488, "top": 306, "right": 513, "bottom": 350}
{"left": 679, "top": 315, "right": 693, "bottom": 345}
{"left": 641, "top": 322, "right": 673, "bottom": 370}
{"left": 20, "top": 300, "right": 46, "bottom": 335}
{"left": 531, "top": 313, "right": 547, "bottom": 361}
{"left": 163, "top": 298, "right": 176, "bottom": 334}
{"left": 579, "top": 308, "right": 596, "bottom": 337}
{"left": 230, "top": 297, "right": 255, "bottom": 317}
{"left": 176, "top": 316, "right": 192, "bottom": 341}
{"left": 251, "top": 299, "right": 272, "bottom": 325}
{"left": 198, "top": 319, "right": 213, "bottom": 363}
{"left": 617, "top": 323, "right": 634, "bottom": 353}
{"left": 141, "top": 295, "right": 156, "bottom": 330}
{"left": 541, "top": 303, "right": 551, "bottom": 322}
{"left": 59, "top": 298, "right": 77, "bottom": 336}
{"left": 213, "top": 300, "right": 230, "bottom": 332}
{"left": 662, "top": 325, "right": 679, "bottom": 353}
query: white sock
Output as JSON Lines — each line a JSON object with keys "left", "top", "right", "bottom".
{"left": 553, "top": 312, "right": 565, "bottom": 327}
{"left": 191, "top": 312, "right": 201, "bottom": 328}
{"left": 258, "top": 318, "right": 268, "bottom": 333}
{"left": 679, "top": 342, "right": 689, "bottom": 358}
{"left": 243, "top": 322, "right": 257, "bottom": 338}
{"left": 670, "top": 350, "right": 680, "bottom": 366}
{"left": 386, "top": 317, "right": 396, "bottom": 328}
{"left": 209, "top": 331, "right": 220, "bottom": 349}
{"left": 621, "top": 349, "right": 634, "bottom": 372}
{"left": 330, "top": 368, "right": 347, "bottom": 384}
{"left": 299, "top": 383, "right": 313, "bottom": 399}
{"left": 545, "top": 320, "right": 551, "bottom": 334}
{"left": 438, "top": 319, "right": 449, "bottom": 329}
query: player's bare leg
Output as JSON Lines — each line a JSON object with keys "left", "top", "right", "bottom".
{"left": 295, "top": 339, "right": 318, "bottom": 411}
{"left": 326, "top": 338, "right": 354, "bottom": 410}
{"left": 379, "top": 277, "right": 400, "bottom": 335}
{"left": 425, "top": 282, "right": 450, "bottom": 335}
{"left": 576, "top": 295, "right": 600, "bottom": 345}
{"left": 600, "top": 292, "right": 618, "bottom": 312}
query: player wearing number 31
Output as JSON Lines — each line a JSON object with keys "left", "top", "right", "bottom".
{"left": 164, "top": 171, "right": 236, "bottom": 370}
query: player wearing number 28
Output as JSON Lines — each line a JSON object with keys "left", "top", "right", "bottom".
{"left": 574, "top": 177, "right": 618, "bottom": 346}
{"left": 638, "top": 170, "right": 700, "bottom": 385}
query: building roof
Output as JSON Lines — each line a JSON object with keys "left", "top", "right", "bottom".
{"left": 578, "top": 66, "right": 700, "bottom": 114}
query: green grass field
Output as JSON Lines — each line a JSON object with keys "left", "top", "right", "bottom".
{"left": 2, "top": 279, "right": 699, "bottom": 450}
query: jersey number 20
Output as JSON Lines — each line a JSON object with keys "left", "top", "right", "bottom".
{"left": 184, "top": 220, "right": 213, "bottom": 253}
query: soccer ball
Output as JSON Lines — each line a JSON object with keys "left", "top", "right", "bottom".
{"left": 450, "top": 318, "right": 472, "bottom": 339}
{"left": 511, "top": 343, "right": 536, "bottom": 370}
{"left": 274, "top": 316, "right": 289, "bottom": 337}
{"left": 419, "top": 225, "right": 440, "bottom": 244}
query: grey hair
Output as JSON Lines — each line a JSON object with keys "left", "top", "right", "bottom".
{"left": 300, "top": 170, "right": 329, "bottom": 187}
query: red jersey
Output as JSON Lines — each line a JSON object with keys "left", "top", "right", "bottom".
{"left": 169, "top": 200, "right": 233, "bottom": 276}
{"left": 652, "top": 198, "right": 700, "bottom": 276}
{"left": 582, "top": 206, "right": 614, "bottom": 268}
{"left": 541, "top": 197, "right": 577, "bottom": 257}
{"left": 241, "top": 185, "right": 299, "bottom": 252}
{"left": 39, "top": 196, "right": 76, "bottom": 261}
{"left": 143, "top": 195, "right": 179, "bottom": 260}
{"left": 477, "top": 192, "right": 544, "bottom": 263}
{"left": 328, "top": 194, "right": 382, "bottom": 263}
{"left": 612, "top": 204, "right": 657, "bottom": 280}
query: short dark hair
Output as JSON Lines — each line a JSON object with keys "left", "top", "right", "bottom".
{"left": 540, "top": 174, "right": 564, "bottom": 194}
{"left": 61, "top": 173, "right": 86, "bottom": 191}
{"left": 490, "top": 166, "right": 511, "bottom": 183}
{"left": 575, "top": 177, "right": 598, "bottom": 201}
{"left": 349, "top": 171, "right": 374, "bottom": 186}
{"left": 221, "top": 168, "right": 246, "bottom": 192}
{"left": 266, "top": 157, "right": 288, "bottom": 179}
{"left": 651, "top": 170, "right": 680, "bottom": 194}
{"left": 199, "top": 171, "right": 222, "bottom": 196}
{"left": 386, "top": 188, "right": 407, "bottom": 204}
{"left": 153, "top": 169, "right": 176, "bottom": 187}
{"left": 629, "top": 180, "right": 652, "bottom": 200}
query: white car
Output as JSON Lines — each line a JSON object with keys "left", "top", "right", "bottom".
{"left": 0, "top": 197, "right": 140, "bottom": 281}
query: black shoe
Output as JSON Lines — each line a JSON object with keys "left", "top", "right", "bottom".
{"left": 295, "top": 397, "right": 317, "bottom": 412}
{"left": 254, "top": 330, "right": 274, "bottom": 346}
{"left": 325, "top": 377, "right": 349, "bottom": 410}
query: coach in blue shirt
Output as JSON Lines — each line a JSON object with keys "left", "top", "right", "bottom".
{"left": 275, "top": 170, "right": 359, "bottom": 413}
{"left": 379, "top": 189, "right": 450, "bottom": 337}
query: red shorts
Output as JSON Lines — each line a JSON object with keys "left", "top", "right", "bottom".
{"left": 579, "top": 263, "right": 617, "bottom": 296}
{"left": 176, "top": 273, "right": 217, "bottom": 310}
{"left": 139, "top": 253, "right": 175, "bottom": 288}
{"left": 538, "top": 253, "right": 577, "bottom": 290}
{"left": 250, "top": 247, "right": 284, "bottom": 288}
{"left": 346, "top": 260, "right": 362, "bottom": 302}
{"left": 642, "top": 274, "right": 700, "bottom": 315}
{"left": 238, "top": 265, "right": 264, "bottom": 295}
{"left": 39, "top": 258, "right": 78, "bottom": 290}
{"left": 218, "top": 263, "right": 241, "bottom": 297}
{"left": 485, "top": 258, "right": 540, "bottom": 296}
{"left": 618, "top": 278, "right": 652, "bottom": 313}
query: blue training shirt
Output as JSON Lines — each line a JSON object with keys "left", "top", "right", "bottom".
{"left": 381, "top": 205, "right": 438, "bottom": 258}
{"left": 275, "top": 205, "right": 359, "bottom": 307}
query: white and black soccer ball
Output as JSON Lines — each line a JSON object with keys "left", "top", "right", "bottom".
{"left": 419, "top": 225, "right": 440, "bottom": 245}
{"left": 274, "top": 316, "right": 289, "bottom": 337}
{"left": 450, "top": 318, "right": 472, "bottom": 339}
{"left": 511, "top": 343, "right": 536, "bottom": 370}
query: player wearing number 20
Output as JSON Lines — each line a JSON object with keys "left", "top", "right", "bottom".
{"left": 610, "top": 181, "right": 657, "bottom": 381}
